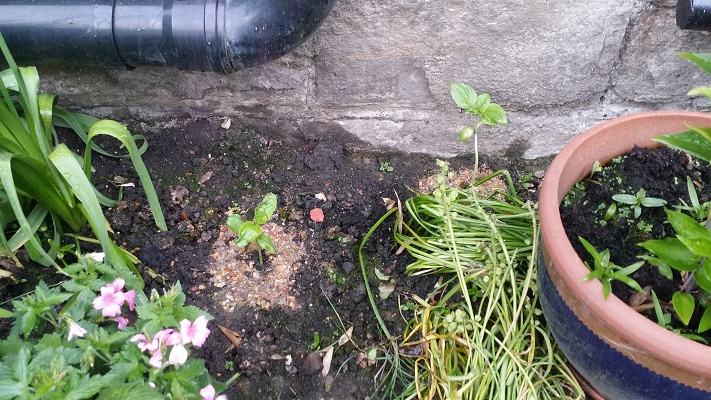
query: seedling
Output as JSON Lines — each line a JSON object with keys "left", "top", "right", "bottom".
{"left": 675, "top": 176, "right": 711, "bottom": 221}
{"left": 379, "top": 161, "right": 394, "bottom": 172}
{"left": 226, "top": 193, "right": 278, "bottom": 264}
{"left": 579, "top": 237, "right": 645, "bottom": 299}
{"left": 450, "top": 83, "right": 508, "bottom": 180}
{"left": 612, "top": 188, "right": 667, "bottom": 218}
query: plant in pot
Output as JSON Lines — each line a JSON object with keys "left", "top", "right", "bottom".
{"left": 539, "top": 53, "right": 711, "bottom": 400}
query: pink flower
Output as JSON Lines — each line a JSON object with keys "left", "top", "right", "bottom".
{"left": 149, "top": 348, "right": 163, "bottom": 369}
{"left": 200, "top": 384, "right": 226, "bottom": 400}
{"left": 131, "top": 329, "right": 185, "bottom": 369}
{"left": 92, "top": 278, "right": 130, "bottom": 317}
{"left": 179, "top": 316, "right": 211, "bottom": 347}
{"left": 67, "top": 321, "right": 86, "bottom": 341}
{"left": 124, "top": 289, "right": 136, "bottom": 311}
{"left": 113, "top": 317, "right": 129, "bottom": 330}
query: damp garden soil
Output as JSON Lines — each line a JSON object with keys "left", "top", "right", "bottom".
{"left": 0, "top": 117, "right": 546, "bottom": 400}
{"left": 560, "top": 144, "right": 711, "bottom": 342}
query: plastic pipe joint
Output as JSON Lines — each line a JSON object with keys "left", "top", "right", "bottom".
{"left": 677, "top": 0, "right": 711, "bottom": 30}
{"left": 0, "top": 0, "right": 337, "bottom": 72}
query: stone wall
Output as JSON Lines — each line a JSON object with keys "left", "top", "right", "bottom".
{"left": 37, "top": 0, "right": 711, "bottom": 158}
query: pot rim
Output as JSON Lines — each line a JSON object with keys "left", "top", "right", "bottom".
{"left": 539, "top": 110, "right": 711, "bottom": 377}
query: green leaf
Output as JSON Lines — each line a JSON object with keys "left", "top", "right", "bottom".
{"left": 459, "top": 126, "right": 475, "bottom": 142}
{"left": 235, "top": 221, "right": 260, "bottom": 248}
{"left": 653, "top": 129, "right": 711, "bottom": 163}
{"left": 640, "top": 197, "right": 667, "bottom": 207}
{"left": 672, "top": 291, "right": 696, "bottom": 326}
{"left": 226, "top": 214, "right": 246, "bottom": 233}
{"left": 578, "top": 237, "right": 601, "bottom": 265}
{"left": 666, "top": 208, "right": 711, "bottom": 257}
{"left": 613, "top": 273, "right": 644, "bottom": 294}
{"left": 688, "top": 86, "right": 711, "bottom": 99}
{"left": 638, "top": 255, "right": 673, "bottom": 280}
{"left": 679, "top": 52, "right": 711, "bottom": 76}
{"left": 698, "top": 306, "right": 711, "bottom": 333}
{"left": 50, "top": 144, "right": 114, "bottom": 264}
{"left": 256, "top": 233, "right": 276, "bottom": 253}
{"left": 0, "top": 308, "right": 12, "bottom": 318}
{"left": 639, "top": 238, "right": 702, "bottom": 272}
{"left": 481, "top": 103, "right": 508, "bottom": 126}
{"left": 254, "top": 193, "right": 277, "bottom": 225}
{"left": 450, "top": 83, "right": 477, "bottom": 112}
{"left": 473, "top": 93, "right": 491, "bottom": 113}
{"left": 87, "top": 120, "right": 166, "bottom": 231}
{"left": 695, "top": 259, "right": 711, "bottom": 293}
{"left": 96, "top": 382, "right": 164, "bottom": 400}
{"left": 617, "top": 261, "right": 645, "bottom": 276}
{"left": 612, "top": 194, "right": 638, "bottom": 205}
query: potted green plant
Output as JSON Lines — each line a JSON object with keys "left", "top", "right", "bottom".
{"left": 539, "top": 54, "right": 711, "bottom": 398}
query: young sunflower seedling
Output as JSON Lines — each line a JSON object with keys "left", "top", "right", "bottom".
{"left": 226, "top": 193, "right": 278, "bottom": 264}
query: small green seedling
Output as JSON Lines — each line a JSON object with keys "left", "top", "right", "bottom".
{"left": 450, "top": 83, "right": 508, "bottom": 180}
{"left": 379, "top": 162, "right": 394, "bottom": 172}
{"left": 579, "top": 237, "right": 645, "bottom": 299}
{"left": 675, "top": 176, "right": 711, "bottom": 221}
{"left": 612, "top": 188, "right": 667, "bottom": 219}
{"left": 226, "top": 193, "right": 278, "bottom": 264}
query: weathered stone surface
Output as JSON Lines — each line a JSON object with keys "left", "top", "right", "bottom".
{"left": 28, "top": 0, "right": 711, "bottom": 158}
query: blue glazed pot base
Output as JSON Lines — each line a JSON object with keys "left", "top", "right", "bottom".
{"left": 538, "top": 255, "right": 711, "bottom": 400}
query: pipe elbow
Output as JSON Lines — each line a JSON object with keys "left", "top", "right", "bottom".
{"left": 220, "top": 0, "right": 338, "bottom": 72}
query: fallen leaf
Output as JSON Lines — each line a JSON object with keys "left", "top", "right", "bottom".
{"left": 220, "top": 117, "right": 232, "bottom": 129}
{"left": 338, "top": 326, "right": 354, "bottom": 346}
{"left": 321, "top": 346, "right": 334, "bottom": 377}
{"left": 382, "top": 197, "right": 396, "bottom": 210}
{"left": 310, "top": 208, "right": 325, "bottom": 223}
{"left": 216, "top": 324, "right": 242, "bottom": 348}
{"left": 379, "top": 280, "right": 396, "bottom": 299}
{"left": 374, "top": 268, "right": 390, "bottom": 281}
{"left": 315, "top": 193, "right": 328, "bottom": 201}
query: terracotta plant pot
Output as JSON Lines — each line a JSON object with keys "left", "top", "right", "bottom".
{"left": 538, "top": 111, "right": 711, "bottom": 400}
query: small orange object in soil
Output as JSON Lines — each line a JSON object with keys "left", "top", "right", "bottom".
{"left": 310, "top": 208, "right": 325, "bottom": 223}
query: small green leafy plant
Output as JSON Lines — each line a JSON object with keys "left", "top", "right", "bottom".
{"left": 226, "top": 193, "right": 277, "bottom": 264}
{"left": 450, "top": 83, "right": 508, "bottom": 179}
{"left": 0, "top": 254, "right": 233, "bottom": 399}
{"left": 612, "top": 188, "right": 667, "bottom": 219}
{"left": 579, "top": 237, "right": 645, "bottom": 299}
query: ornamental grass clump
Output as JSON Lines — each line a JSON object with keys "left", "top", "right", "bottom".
{"left": 359, "top": 84, "right": 582, "bottom": 399}
{"left": 0, "top": 254, "right": 234, "bottom": 399}
{"left": 0, "top": 32, "right": 165, "bottom": 278}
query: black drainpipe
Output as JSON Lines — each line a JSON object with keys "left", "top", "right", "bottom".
{"left": 677, "top": 0, "right": 711, "bottom": 30}
{"left": 0, "top": 0, "right": 337, "bottom": 72}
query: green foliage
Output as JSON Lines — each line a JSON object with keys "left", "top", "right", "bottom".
{"left": 226, "top": 193, "right": 277, "bottom": 264}
{"left": 653, "top": 53, "right": 711, "bottom": 162}
{"left": 0, "top": 32, "right": 165, "bottom": 276}
{"left": 579, "top": 237, "right": 645, "bottom": 299}
{"left": 360, "top": 158, "right": 583, "bottom": 399}
{"left": 612, "top": 188, "right": 666, "bottom": 219}
{"left": 0, "top": 255, "right": 231, "bottom": 399}
{"left": 450, "top": 83, "right": 508, "bottom": 143}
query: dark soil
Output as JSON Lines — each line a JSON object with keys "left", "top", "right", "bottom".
{"left": 560, "top": 145, "right": 711, "bottom": 338}
{"left": 0, "top": 117, "right": 545, "bottom": 400}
